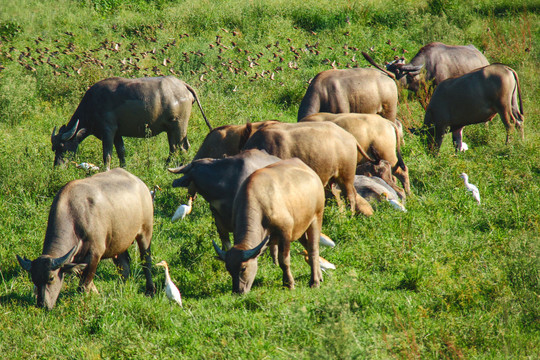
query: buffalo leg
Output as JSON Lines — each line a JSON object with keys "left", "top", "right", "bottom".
{"left": 212, "top": 211, "right": 232, "bottom": 251}
{"left": 451, "top": 127, "right": 464, "bottom": 152}
{"left": 499, "top": 110, "right": 516, "bottom": 144}
{"left": 329, "top": 182, "right": 345, "bottom": 211}
{"left": 113, "top": 251, "right": 131, "bottom": 281}
{"left": 78, "top": 253, "right": 100, "bottom": 294}
{"left": 135, "top": 240, "right": 155, "bottom": 296}
{"left": 430, "top": 126, "right": 446, "bottom": 155}
{"left": 277, "top": 235, "right": 294, "bottom": 289}
{"left": 166, "top": 124, "right": 188, "bottom": 163}
{"left": 304, "top": 221, "right": 322, "bottom": 288}
{"left": 114, "top": 134, "right": 126, "bottom": 168}
{"left": 269, "top": 244, "right": 279, "bottom": 266}
{"left": 102, "top": 133, "right": 115, "bottom": 171}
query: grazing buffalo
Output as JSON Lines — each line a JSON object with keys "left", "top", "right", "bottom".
{"left": 356, "top": 159, "right": 403, "bottom": 198}
{"left": 51, "top": 76, "right": 212, "bottom": 170}
{"left": 300, "top": 112, "right": 410, "bottom": 196}
{"left": 168, "top": 149, "right": 281, "bottom": 250}
{"left": 297, "top": 67, "right": 398, "bottom": 122}
{"left": 213, "top": 158, "right": 326, "bottom": 293}
{"left": 385, "top": 42, "right": 490, "bottom": 92}
{"left": 192, "top": 121, "right": 278, "bottom": 161}
{"left": 423, "top": 64, "right": 524, "bottom": 154}
{"left": 351, "top": 175, "right": 401, "bottom": 203}
{"left": 241, "top": 121, "right": 374, "bottom": 216}
{"left": 16, "top": 168, "right": 156, "bottom": 309}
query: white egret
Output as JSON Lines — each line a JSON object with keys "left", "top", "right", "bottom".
{"left": 380, "top": 192, "right": 407, "bottom": 212}
{"left": 73, "top": 161, "right": 99, "bottom": 172}
{"left": 171, "top": 197, "right": 193, "bottom": 222}
{"left": 319, "top": 233, "right": 336, "bottom": 248}
{"left": 155, "top": 260, "right": 182, "bottom": 306}
{"left": 459, "top": 173, "right": 481, "bottom": 204}
{"left": 302, "top": 250, "right": 336, "bottom": 273}
{"left": 150, "top": 185, "right": 162, "bottom": 202}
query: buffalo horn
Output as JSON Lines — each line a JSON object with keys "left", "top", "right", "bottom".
{"left": 241, "top": 236, "right": 270, "bottom": 262}
{"left": 167, "top": 163, "right": 192, "bottom": 174}
{"left": 16, "top": 255, "right": 32, "bottom": 272}
{"left": 212, "top": 239, "right": 226, "bottom": 261}
{"left": 51, "top": 245, "right": 78, "bottom": 270}
{"left": 401, "top": 63, "right": 424, "bottom": 73}
{"left": 51, "top": 126, "right": 57, "bottom": 142}
{"left": 61, "top": 119, "right": 79, "bottom": 141}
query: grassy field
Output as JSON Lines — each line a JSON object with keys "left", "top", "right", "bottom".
{"left": 0, "top": 0, "right": 538, "bottom": 358}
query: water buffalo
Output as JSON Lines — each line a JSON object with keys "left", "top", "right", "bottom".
{"left": 191, "top": 121, "right": 278, "bottom": 161}
{"left": 16, "top": 168, "right": 156, "bottom": 309}
{"left": 350, "top": 175, "right": 401, "bottom": 203}
{"left": 423, "top": 64, "right": 524, "bottom": 154}
{"left": 300, "top": 112, "right": 410, "bottom": 196}
{"left": 241, "top": 121, "right": 374, "bottom": 216}
{"left": 385, "top": 42, "right": 490, "bottom": 92}
{"left": 51, "top": 76, "right": 212, "bottom": 170}
{"left": 356, "top": 159, "right": 403, "bottom": 198}
{"left": 168, "top": 149, "right": 282, "bottom": 250}
{"left": 297, "top": 67, "right": 398, "bottom": 122}
{"left": 213, "top": 158, "right": 326, "bottom": 293}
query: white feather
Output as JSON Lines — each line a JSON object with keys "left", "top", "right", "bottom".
{"left": 302, "top": 250, "right": 336, "bottom": 273}
{"left": 171, "top": 197, "right": 193, "bottom": 222}
{"left": 319, "top": 233, "right": 335, "bottom": 247}
{"left": 156, "top": 261, "right": 182, "bottom": 306}
{"left": 381, "top": 192, "right": 407, "bottom": 212}
{"left": 460, "top": 173, "right": 481, "bottom": 204}
{"left": 73, "top": 161, "right": 99, "bottom": 171}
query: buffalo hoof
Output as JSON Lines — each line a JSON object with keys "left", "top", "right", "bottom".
{"left": 145, "top": 285, "right": 156, "bottom": 297}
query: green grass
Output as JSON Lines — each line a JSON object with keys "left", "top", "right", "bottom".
{"left": 0, "top": 0, "right": 539, "bottom": 358}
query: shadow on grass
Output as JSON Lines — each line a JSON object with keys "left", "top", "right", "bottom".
{"left": 0, "top": 292, "right": 35, "bottom": 308}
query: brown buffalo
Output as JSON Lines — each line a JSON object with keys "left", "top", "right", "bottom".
{"left": 241, "top": 121, "right": 374, "bottom": 216}
{"left": 192, "top": 121, "right": 277, "bottom": 161}
{"left": 213, "top": 158, "right": 326, "bottom": 293}
{"left": 297, "top": 68, "right": 398, "bottom": 122}
{"left": 16, "top": 168, "right": 155, "bottom": 309}
{"left": 51, "top": 76, "right": 212, "bottom": 170}
{"left": 300, "top": 112, "right": 410, "bottom": 196}
{"left": 385, "top": 42, "right": 490, "bottom": 92}
{"left": 356, "top": 159, "right": 403, "bottom": 198}
{"left": 423, "top": 64, "right": 524, "bottom": 153}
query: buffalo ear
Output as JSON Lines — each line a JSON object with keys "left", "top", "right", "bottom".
{"left": 214, "top": 256, "right": 225, "bottom": 262}
{"left": 16, "top": 255, "right": 32, "bottom": 272}
{"left": 62, "top": 263, "right": 87, "bottom": 275}
{"left": 75, "top": 128, "right": 87, "bottom": 140}
{"left": 172, "top": 174, "right": 193, "bottom": 188}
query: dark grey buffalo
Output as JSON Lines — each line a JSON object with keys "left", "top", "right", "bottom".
{"left": 16, "top": 168, "right": 156, "bottom": 309}
{"left": 385, "top": 42, "right": 490, "bottom": 92}
{"left": 297, "top": 67, "right": 398, "bottom": 122}
{"left": 51, "top": 76, "right": 212, "bottom": 170}
{"left": 423, "top": 64, "right": 524, "bottom": 154}
{"left": 168, "top": 149, "right": 281, "bottom": 251}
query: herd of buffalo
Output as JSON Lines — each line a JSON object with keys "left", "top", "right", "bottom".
{"left": 16, "top": 42, "right": 524, "bottom": 309}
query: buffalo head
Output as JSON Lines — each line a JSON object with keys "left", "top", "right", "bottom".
{"left": 51, "top": 120, "right": 86, "bottom": 166}
{"left": 385, "top": 58, "right": 424, "bottom": 91}
{"left": 213, "top": 237, "right": 269, "bottom": 294}
{"left": 16, "top": 246, "right": 85, "bottom": 309}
